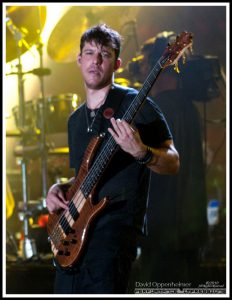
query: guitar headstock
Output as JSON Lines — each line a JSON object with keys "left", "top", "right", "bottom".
{"left": 162, "top": 31, "right": 193, "bottom": 70}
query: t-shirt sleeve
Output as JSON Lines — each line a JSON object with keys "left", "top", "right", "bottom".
{"left": 134, "top": 97, "right": 173, "bottom": 147}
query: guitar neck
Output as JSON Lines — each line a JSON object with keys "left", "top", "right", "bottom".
{"left": 80, "top": 56, "right": 168, "bottom": 198}
{"left": 123, "top": 57, "right": 167, "bottom": 123}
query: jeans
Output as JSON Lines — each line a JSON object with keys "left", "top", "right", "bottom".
{"left": 54, "top": 223, "right": 138, "bottom": 294}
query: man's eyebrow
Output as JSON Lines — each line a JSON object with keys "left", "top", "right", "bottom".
{"left": 83, "top": 48, "right": 94, "bottom": 52}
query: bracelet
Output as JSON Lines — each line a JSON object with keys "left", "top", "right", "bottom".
{"left": 135, "top": 147, "right": 153, "bottom": 165}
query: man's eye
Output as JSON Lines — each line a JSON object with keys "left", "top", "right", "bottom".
{"left": 102, "top": 52, "right": 110, "bottom": 58}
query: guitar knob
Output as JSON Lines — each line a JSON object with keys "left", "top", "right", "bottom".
{"left": 58, "top": 250, "right": 64, "bottom": 255}
{"left": 62, "top": 240, "right": 69, "bottom": 246}
{"left": 70, "top": 239, "right": 77, "bottom": 244}
{"left": 64, "top": 250, "right": 70, "bottom": 256}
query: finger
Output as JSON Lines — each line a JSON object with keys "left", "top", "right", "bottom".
{"left": 57, "top": 199, "right": 69, "bottom": 210}
{"left": 120, "top": 120, "right": 136, "bottom": 137}
{"left": 108, "top": 127, "right": 120, "bottom": 142}
{"left": 57, "top": 190, "right": 67, "bottom": 202}
{"left": 116, "top": 119, "right": 127, "bottom": 136}
{"left": 56, "top": 191, "right": 69, "bottom": 209}
{"left": 46, "top": 190, "right": 69, "bottom": 213}
{"left": 110, "top": 118, "right": 123, "bottom": 136}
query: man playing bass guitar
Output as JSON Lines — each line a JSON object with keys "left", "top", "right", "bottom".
{"left": 46, "top": 24, "right": 181, "bottom": 294}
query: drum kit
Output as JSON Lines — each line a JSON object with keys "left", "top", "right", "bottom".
{"left": 5, "top": 5, "right": 140, "bottom": 260}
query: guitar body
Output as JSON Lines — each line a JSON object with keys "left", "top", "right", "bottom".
{"left": 47, "top": 136, "right": 108, "bottom": 268}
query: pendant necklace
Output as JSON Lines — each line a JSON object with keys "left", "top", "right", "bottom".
{"left": 85, "top": 105, "right": 101, "bottom": 133}
{"left": 90, "top": 110, "right": 96, "bottom": 118}
{"left": 85, "top": 88, "right": 111, "bottom": 133}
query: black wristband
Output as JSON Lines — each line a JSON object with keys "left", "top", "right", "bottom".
{"left": 135, "top": 147, "right": 153, "bottom": 165}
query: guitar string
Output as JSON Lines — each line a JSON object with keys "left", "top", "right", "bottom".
{"left": 50, "top": 57, "right": 168, "bottom": 244}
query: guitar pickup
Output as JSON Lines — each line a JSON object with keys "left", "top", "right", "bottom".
{"left": 70, "top": 239, "right": 77, "bottom": 244}
{"left": 62, "top": 240, "right": 69, "bottom": 246}
{"left": 64, "top": 250, "right": 70, "bottom": 256}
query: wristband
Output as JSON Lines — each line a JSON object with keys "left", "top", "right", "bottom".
{"left": 135, "top": 147, "right": 153, "bottom": 165}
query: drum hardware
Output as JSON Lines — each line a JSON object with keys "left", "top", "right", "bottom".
{"left": 6, "top": 230, "right": 20, "bottom": 259}
{"left": 48, "top": 147, "right": 69, "bottom": 155}
{"left": 6, "top": 67, "right": 51, "bottom": 77}
{"left": 14, "top": 144, "right": 44, "bottom": 159}
{"left": 6, "top": 13, "right": 35, "bottom": 260}
{"left": 6, "top": 6, "right": 48, "bottom": 260}
{"left": 6, "top": 129, "right": 26, "bottom": 137}
{"left": 36, "top": 17, "right": 50, "bottom": 211}
{"left": 18, "top": 200, "right": 44, "bottom": 219}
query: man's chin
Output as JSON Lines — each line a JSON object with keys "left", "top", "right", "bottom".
{"left": 86, "top": 81, "right": 111, "bottom": 90}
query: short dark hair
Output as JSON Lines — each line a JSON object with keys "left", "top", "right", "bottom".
{"left": 80, "top": 24, "right": 122, "bottom": 59}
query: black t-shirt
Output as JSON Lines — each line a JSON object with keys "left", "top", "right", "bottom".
{"left": 68, "top": 84, "right": 172, "bottom": 234}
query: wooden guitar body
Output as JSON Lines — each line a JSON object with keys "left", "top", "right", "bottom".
{"left": 47, "top": 137, "right": 108, "bottom": 267}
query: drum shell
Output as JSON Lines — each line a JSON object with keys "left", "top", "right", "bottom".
{"left": 12, "top": 94, "right": 80, "bottom": 134}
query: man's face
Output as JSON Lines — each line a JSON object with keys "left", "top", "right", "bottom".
{"left": 77, "top": 41, "right": 121, "bottom": 89}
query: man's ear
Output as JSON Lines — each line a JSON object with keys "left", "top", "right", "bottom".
{"left": 77, "top": 54, "right": 82, "bottom": 66}
{"left": 114, "top": 58, "right": 122, "bottom": 71}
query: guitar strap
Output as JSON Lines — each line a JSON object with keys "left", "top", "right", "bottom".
{"left": 92, "top": 84, "right": 130, "bottom": 135}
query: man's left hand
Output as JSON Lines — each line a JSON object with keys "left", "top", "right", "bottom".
{"left": 108, "top": 118, "right": 147, "bottom": 159}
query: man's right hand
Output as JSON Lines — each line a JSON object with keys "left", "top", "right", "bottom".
{"left": 46, "top": 183, "right": 70, "bottom": 214}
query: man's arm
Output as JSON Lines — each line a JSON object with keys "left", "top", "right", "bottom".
{"left": 108, "top": 118, "right": 180, "bottom": 175}
{"left": 145, "top": 139, "right": 179, "bottom": 174}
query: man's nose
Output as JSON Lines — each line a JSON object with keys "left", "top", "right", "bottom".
{"left": 93, "top": 53, "right": 103, "bottom": 64}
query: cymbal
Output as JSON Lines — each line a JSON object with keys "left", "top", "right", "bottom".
{"left": 47, "top": 6, "right": 137, "bottom": 63}
{"left": 6, "top": 6, "right": 46, "bottom": 62}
